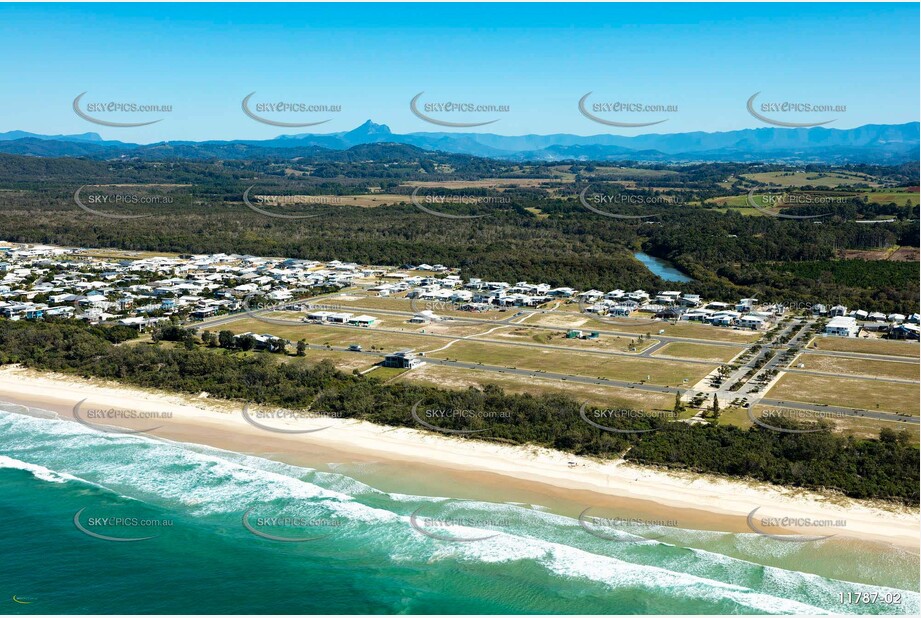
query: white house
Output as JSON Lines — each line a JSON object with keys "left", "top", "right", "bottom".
{"left": 738, "top": 315, "right": 766, "bottom": 330}
{"left": 825, "top": 316, "right": 859, "bottom": 337}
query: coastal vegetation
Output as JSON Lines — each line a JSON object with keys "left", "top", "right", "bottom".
{"left": 1, "top": 318, "right": 916, "bottom": 505}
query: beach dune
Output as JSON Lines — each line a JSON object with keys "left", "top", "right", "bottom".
{"left": 0, "top": 365, "right": 917, "bottom": 550}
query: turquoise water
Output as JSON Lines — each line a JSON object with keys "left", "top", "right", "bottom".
{"left": 1, "top": 403, "right": 918, "bottom": 615}
{"left": 634, "top": 252, "right": 693, "bottom": 283}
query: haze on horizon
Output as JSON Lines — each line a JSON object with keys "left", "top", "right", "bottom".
{"left": 0, "top": 2, "right": 918, "bottom": 143}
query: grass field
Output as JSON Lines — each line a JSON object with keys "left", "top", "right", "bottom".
{"left": 865, "top": 190, "right": 920, "bottom": 207}
{"left": 741, "top": 171, "right": 878, "bottom": 188}
{"left": 805, "top": 336, "right": 920, "bottom": 358}
{"left": 429, "top": 340, "right": 714, "bottom": 386}
{"left": 708, "top": 186, "right": 915, "bottom": 215}
{"left": 708, "top": 194, "right": 773, "bottom": 208}
{"left": 573, "top": 166, "right": 681, "bottom": 180}
{"left": 312, "top": 292, "right": 512, "bottom": 321}
{"left": 839, "top": 246, "right": 920, "bottom": 262}
{"left": 300, "top": 350, "right": 379, "bottom": 372}
{"left": 790, "top": 353, "right": 920, "bottom": 381}
{"left": 365, "top": 366, "right": 407, "bottom": 381}
{"left": 523, "top": 312, "right": 760, "bottom": 343}
{"left": 204, "top": 318, "right": 445, "bottom": 353}
{"left": 478, "top": 326, "right": 659, "bottom": 354}
{"left": 398, "top": 364, "right": 676, "bottom": 411}
{"left": 402, "top": 179, "right": 553, "bottom": 189}
{"left": 653, "top": 342, "right": 746, "bottom": 363}
{"left": 765, "top": 373, "right": 920, "bottom": 416}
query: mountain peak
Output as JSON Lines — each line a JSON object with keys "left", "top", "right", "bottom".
{"left": 347, "top": 120, "right": 391, "bottom": 136}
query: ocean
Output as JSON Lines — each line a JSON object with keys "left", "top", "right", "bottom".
{"left": 1, "top": 402, "right": 918, "bottom": 615}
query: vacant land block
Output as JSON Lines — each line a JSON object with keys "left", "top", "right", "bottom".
{"left": 805, "top": 336, "right": 920, "bottom": 358}
{"left": 430, "top": 340, "right": 714, "bottom": 386}
{"left": 766, "top": 373, "right": 920, "bottom": 416}
{"left": 653, "top": 342, "right": 746, "bottom": 363}
{"left": 399, "top": 364, "right": 675, "bottom": 411}
{"left": 790, "top": 353, "right": 920, "bottom": 381}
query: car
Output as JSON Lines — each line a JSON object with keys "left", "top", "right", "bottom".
{"left": 347, "top": 344, "right": 362, "bottom": 352}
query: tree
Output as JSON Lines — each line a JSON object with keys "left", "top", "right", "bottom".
{"left": 711, "top": 394, "right": 720, "bottom": 416}
{"left": 218, "top": 330, "right": 235, "bottom": 349}
{"left": 673, "top": 391, "right": 684, "bottom": 414}
{"left": 296, "top": 340, "right": 307, "bottom": 356}
{"left": 269, "top": 338, "right": 287, "bottom": 354}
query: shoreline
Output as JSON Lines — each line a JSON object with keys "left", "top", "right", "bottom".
{"left": 0, "top": 365, "right": 918, "bottom": 550}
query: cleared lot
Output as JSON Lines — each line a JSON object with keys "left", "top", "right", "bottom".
{"left": 653, "top": 342, "right": 746, "bottom": 363}
{"left": 399, "top": 364, "right": 676, "bottom": 411}
{"left": 477, "top": 326, "right": 659, "bottom": 354}
{"left": 429, "top": 340, "right": 714, "bottom": 386}
{"left": 805, "top": 336, "right": 920, "bottom": 358}
{"left": 766, "top": 373, "right": 920, "bottom": 416}
{"left": 522, "top": 312, "right": 761, "bottom": 343}
{"left": 790, "top": 353, "right": 920, "bottom": 381}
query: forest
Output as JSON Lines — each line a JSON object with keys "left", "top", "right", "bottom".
{"left": 0, "top": 152, "right": 918, "bottom": 313}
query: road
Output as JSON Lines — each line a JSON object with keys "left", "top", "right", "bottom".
{"left": 198, "top": 296, "right": 920, "bottom": 366}
{"left": 302, "top": 341, "right": 918, "bottom": 426}
{"left": 193, "top": 300, "right": 918, "bottom": 424}
{"left": 196, "top": 309, "right": 721, "bottom": 367}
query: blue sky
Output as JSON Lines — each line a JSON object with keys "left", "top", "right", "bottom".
{"left": 1, "top": 3, "right": 917, "bottom": 142}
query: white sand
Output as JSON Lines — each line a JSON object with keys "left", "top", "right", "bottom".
{"left": 0, "top": 365, "right": 916, "bottom": 549}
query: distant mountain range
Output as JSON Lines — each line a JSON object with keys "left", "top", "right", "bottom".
{"left": 1, "top": 121, "right": 918, "bottom": 164}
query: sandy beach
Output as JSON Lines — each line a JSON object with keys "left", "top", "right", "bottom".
{"left": 1, "top": 365, "right": 917, "bottom": 550}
